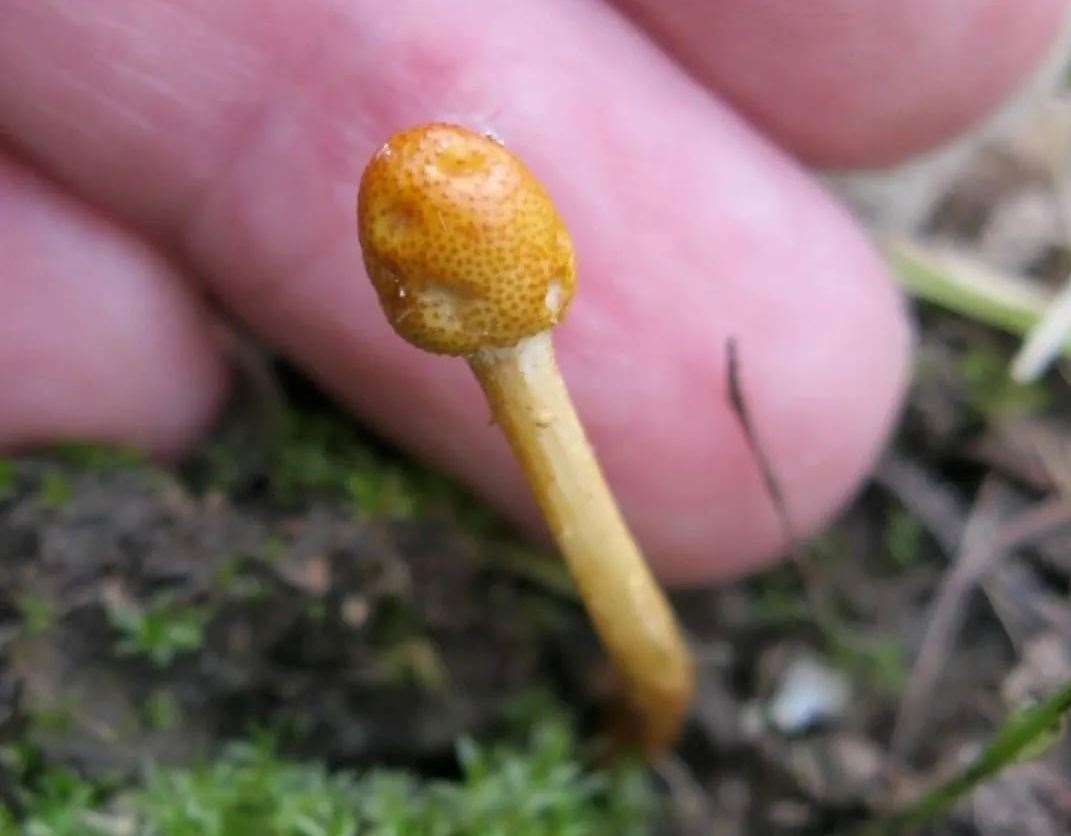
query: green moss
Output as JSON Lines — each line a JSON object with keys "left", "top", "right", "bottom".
{"left": 10, "top": 702, "right": 657, "bottom": 835}
{"left": 16, "top": 592, "right": 57, "bottom": 637}
{"left": 107, "top": 593, "right": 209, "bottom": 668}
{"left": 264, "top": 408, "right": 429, "bottom": 519}
{"left": 38, "top": 470, "right": 73, "bottom": 509}
{"left": 50, "top": 442, "right": 145, "bottom": 472}
{"left": 344, "top": 467, "right": 419, "bottom": 519}
{"left": 378, "top": 637, "right": 448, "bottom": 692}
{"left": 144, "top": 690, "right": 182, "bottom": 733}
{"left": 29, "top": 705, "right": 77, "bottom": 736}
{"left": 260, "top": 537, "right": 286, "bottom": 564}
{"left": 0, "top": 458, "right": 14, "bottom": 502}
{"left": 959, "top": 346, "right": 1051, "bottom": 419}
{"left": 212, "top": 558, "right": 271, "bottom": 603}
{"left": 259, "top": 406, "right": 498, "bottom": 530}
{"left": 825, "top": 632, "right": 908, "bottom": 696}
{"left": 883, "top": 507, "right": 924, "bottom": 569}
{"left": 2, "top": 767, "right": 104, "bottom": 836}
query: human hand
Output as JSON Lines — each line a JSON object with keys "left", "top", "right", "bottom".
{"left": 1, "top": 1, "right": 1066, "bottom": 583}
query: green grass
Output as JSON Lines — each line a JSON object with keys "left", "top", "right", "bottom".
{"left": 863, "top": 678, "right": 1071, "bottom": 834}
{"left": 4, "top": 703, "right": 656, "bottom": 835}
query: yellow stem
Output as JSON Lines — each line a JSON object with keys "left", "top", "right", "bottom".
{"left": 469, "top": 332, "right": 693, "bottom": 752}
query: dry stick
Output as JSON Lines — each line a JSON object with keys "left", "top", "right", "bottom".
{"left": 653, "top": 754, "right": 718, "bottom": 836}
{"left": 890, "top": 481, "right": 1071, "bottom": 760}
{"left": 875, "top": 455, "right": 967, "bottom": 555}
{"left": 356, "top": 123, "right": 693, "bottom": 753}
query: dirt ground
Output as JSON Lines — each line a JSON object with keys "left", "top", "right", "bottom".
{"left": 3, "top": 81, "right": 1071, "bottom": 836}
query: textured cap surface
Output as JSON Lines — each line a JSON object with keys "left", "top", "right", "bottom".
{"left": 357, "top": 123, "right": 576, "bottom": 355}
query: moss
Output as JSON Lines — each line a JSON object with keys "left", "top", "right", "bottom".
{"left": 0, "top": 458, "right": 14, "bottom": 502}
{"left": 107, "top": 593, "right": 210, "bottom": 668}
{"left": 9, "top": 700, "right": 657, "bottom": 835}
{"left": 37, "top": 470, "right": 73, "bottom": 509}
{"left": 958, "top": 345, "right": 1051, "bottom": 419}
{"left": 377, "top": 637, "right": 448, "bottom": 692}
{"left": 211, "top": 558, "right": 271, "bottom": 604}
{"left": 883, "top": 506, "right": 924, "bottom": 569}
{"left": 50, "top": 443, "right": 146, "bottom": 472}
{"left": 143, "top": 690, "right": 182, "bottom": 733}
{"left": 258, "top": 405, "right": 506, "bottom": 534}
{"left": 261, "top": 408, "right": 429, "bottom": 518}
{"left": 16, "top": 592, "right": 56, "bottom": 637}
{"left": 0, "top": 766, "right": 105, "bottom": 836}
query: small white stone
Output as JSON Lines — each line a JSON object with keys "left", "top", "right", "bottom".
{"left": 768, "top": 655, "right": 850, "bottom": 735}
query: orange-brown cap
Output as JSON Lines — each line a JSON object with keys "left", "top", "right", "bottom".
{"left": 357, "top": 123, "right": 576, "bottom": 356}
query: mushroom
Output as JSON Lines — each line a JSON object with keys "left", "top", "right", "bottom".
{"left": 356, "top": 123, "right": 693, "bottom": 752}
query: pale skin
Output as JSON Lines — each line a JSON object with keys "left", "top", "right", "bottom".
{"left": 0, "top": 0, "right": 1067, "bottom": 584}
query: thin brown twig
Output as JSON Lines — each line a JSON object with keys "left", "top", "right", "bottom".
{"left": 875, "top": 454, "right": 967, "bottom": 554}
{"left": 891, "top": 481, "right": 1071, "bottom": 760}
{"left": 653, "top": 754, "right": 719, "bottom": 836}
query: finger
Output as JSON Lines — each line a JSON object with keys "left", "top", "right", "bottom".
{"left": 0, "top": 1, "right": 908, "bottom": 582}
{"left": 0, "top": 151, "right": 227, "bottom": 456}
{"left": 614, "top": 0, "right": 1070, "bottom": 166}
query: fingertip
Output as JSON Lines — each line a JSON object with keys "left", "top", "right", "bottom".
{"left": 0, "top": 157, "right": 229, "bottom": 458}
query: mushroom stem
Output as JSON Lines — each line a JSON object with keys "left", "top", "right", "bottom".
{"left": 469, "top": 331, "right": 693, "bottom": 752}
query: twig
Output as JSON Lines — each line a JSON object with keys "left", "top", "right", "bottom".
{"left": 891, "top": 484, "right": 1071, "bottom": 760}
{"left": 875, "top": 455, "right": 967, "bottom": 554}
{"left": 654, "top": 754, "right": 719, "bottom": 836}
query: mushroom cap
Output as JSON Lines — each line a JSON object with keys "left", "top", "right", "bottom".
{"left": 357, "top": 123, "right": 576, "bottom": 356}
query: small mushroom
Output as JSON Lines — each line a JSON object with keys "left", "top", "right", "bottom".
{"left": 356, "top": 123, "right": 693, "bottom": 752}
